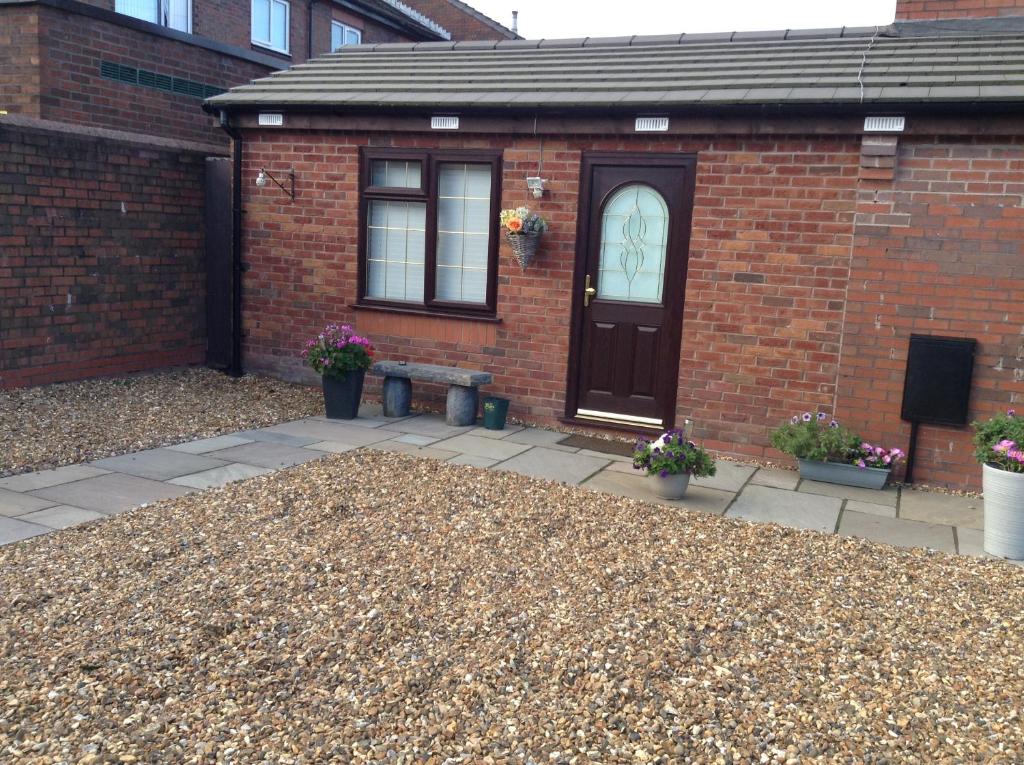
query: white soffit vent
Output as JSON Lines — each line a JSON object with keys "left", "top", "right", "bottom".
{"left": 864, "top": 115, "right": 905, "bottom": 133}
{"left": 257, "top": 113, "right": 284, "bottom": 126}
{"left": 635, "top": 116, "right": 670, "bottom": 132}
{"left": 431, "top": 115, "right": 460, "bottom": 130}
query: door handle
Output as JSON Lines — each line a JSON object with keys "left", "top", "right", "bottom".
{"left": 584, "top": 274, "right": 597, "bottom": 307}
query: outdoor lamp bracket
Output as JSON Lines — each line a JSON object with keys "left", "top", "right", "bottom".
{"left": 255, "top": 168, "right": 295, "bottom": 200}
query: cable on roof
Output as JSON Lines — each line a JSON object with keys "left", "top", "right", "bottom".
{"left": 857, "top": 26, "right": 881, "bottom": 104}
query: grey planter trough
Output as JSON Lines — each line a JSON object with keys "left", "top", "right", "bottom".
{"left": 798, "top": 458, "right": 891, "bottom": 490}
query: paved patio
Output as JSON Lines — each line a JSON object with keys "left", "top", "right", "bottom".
{"left": 0, "top": 405, "right": 1003, "bottom": 560}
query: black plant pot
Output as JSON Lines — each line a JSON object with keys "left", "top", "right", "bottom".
{"left": 321, "top": 368, "right": 365, "bottom": 420}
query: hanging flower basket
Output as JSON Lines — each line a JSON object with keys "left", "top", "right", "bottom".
{"left": 506, "top": 230, "right": 542, "bottom": 269}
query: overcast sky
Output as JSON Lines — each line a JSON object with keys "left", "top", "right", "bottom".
{"left": 470, "top": 0, "right": 899, "bottom": 39}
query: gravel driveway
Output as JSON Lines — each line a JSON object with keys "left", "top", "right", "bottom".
{"left": 0, "top": 368, "right": 321, "bottom": 477}
{"left": 1, "top": 451, "right": 1021, "bottom": 763}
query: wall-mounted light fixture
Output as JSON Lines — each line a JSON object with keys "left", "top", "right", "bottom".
{"left": 255, "top": 168, "right": 295, "bottom": 200}
{"left": 526, "top": 176, "right": 547, "bottom": 199}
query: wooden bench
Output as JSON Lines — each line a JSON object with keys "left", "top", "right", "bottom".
{"left": 369, "top": 361, "right": 493, "bottom": 426}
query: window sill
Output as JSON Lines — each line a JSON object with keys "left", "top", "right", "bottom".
{"left": 351, "top": 302, "right": 502, "bottom": 324}
{"left": 251, "top": 41, "right": 291, "bottom": 57}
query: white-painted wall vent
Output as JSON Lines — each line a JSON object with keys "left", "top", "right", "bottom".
{"left": 635, "top": 116, "right": 669, "bottom": 132}
{"left": 864, "top": 116, "right": 905, "bottom": 133}
{"left": 431, "top": 115, "right": 460, "bottom": 130}
{"left": 257, "top": 113, "right": 284, "bottom": 126}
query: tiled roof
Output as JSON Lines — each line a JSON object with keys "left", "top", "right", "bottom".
{"left": 207, "top": 21, "right": 1024, "bottom": 110}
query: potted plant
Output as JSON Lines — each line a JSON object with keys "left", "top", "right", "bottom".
{"left": 770, "top": 412, "right": 905, "bottom": 490}
{"left": 972, "top": 409, "right": 1024, "bottom": 559}
{"left": 499, "top": 206, "right": 548, "bottom": 269}
{"left": 301, "top": 323, "right": 374, "bottom": 420}
{"left": 633, "top": 429, "right": 717, "bottom": 500}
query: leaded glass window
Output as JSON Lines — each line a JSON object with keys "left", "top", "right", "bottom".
{"left": 597, "top": 184, "right": 669, "bottom": 304}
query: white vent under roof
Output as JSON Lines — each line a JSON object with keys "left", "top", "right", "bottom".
{"left": 381, "top": 0, "right": 451, "bottom": 39}
{"left": 431, "top": 115, "right": 459, "bottom": 130}
{"left": 257, "top": 113, "right": 284, "bottom": 126}
{"left": 635, "top": 116, "right": 669, "bottom": 132}
{"left": 864, "top": 116, "right": 905, "bottom": 133}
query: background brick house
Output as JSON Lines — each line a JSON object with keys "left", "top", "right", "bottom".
{"left": 208, "top": 0, "right": 1024, "bottom": 490}
{"left": 0, "top": 0, "right": 515, "bottom": 386}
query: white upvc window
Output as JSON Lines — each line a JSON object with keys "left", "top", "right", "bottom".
{"left": 331, "top": 21, "right": 362, "bottom": 50}
{"left": 252, "top": 0, "right": 290, "bottom": 54}
{"left": 115, "top": 0, "right": 191, "bottom": 32}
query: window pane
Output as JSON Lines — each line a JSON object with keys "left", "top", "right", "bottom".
{"left": 366, "top": 200, "right": 426, "bottom": 303}
{"left": 331, "top": 23, "right": 342, "bottom": 51}
{"left": 251, "top": 0, "right": 269, "bottom": 42}
{"left": 345, "top": 28, "right": 361, "bottom": 45}
{"left": 434, "top": 163, "right": 491, "bottom": 304}
{"left": 270, "top": 0, "right": 288, "bottom": 50}
{"left": 597, "top": 183, "right": 669, "bottom": 304}
{"left": 370, "top": 160, "right": 421, "bottom": 189}
{"left": 166, "top": 0, "right": 189, "bottom": 31}
{"left": 116, "top": 0, "right": 158, "bottom": 23}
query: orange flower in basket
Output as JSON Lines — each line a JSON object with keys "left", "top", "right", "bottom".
{"left": 506, "top": 217, "right": 524, "bottom": 232}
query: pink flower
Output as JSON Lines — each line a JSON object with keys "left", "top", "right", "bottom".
{"left": 995, "top": 439, "right": 1016, "bottom": 453}
{"left": 857, "top": 459, "right": 866, "bottom": 469}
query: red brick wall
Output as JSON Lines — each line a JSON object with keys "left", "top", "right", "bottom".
{"left": 34, "top": 5, "right": 272, "bottom": 144}
{"left": 399, "top": 0, "right": 516, "bottom": 39}
{"left": 238, "top": 130, "right": 862, "bottom": 465}
{"left": 839, "top": 138, "right": 1024, "bottom": 489}
{"left": 0, "top": 121, "right": 208, "bottom": 388}
{"left": 0, "top": 6, "right": 41, "bottom": 117}
{"left": 896, "top": 0, "right": 1024, "bottom": 19}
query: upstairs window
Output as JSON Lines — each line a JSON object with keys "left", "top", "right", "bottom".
{"left": 252, "top": 0, "right": 290, "bottom": 54}
{"left": 115, "top": 0, "right": 191, "bottom": 32}
{"left": 331, "top": 21, "right": 362, "bottom": 50}
{"left": 359, "top": 150, "right": 502, "bottom": 317}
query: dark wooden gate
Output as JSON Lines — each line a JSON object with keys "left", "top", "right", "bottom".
{"left": 205, "top": 157, "right": 233, "bottom": 370}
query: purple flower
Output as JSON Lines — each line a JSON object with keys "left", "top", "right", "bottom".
{"left": 1009, "top": 409, "right": 1016, "bottom": 417}
{"left": 995, "top": 439, "right": 1016, "bottom": 453}
{"left": 857, "top": 459, "right": 866, "bottom": 469}
{"left": 791, "top": 416, "right": 799, "bottom": 424}
{"left": 802, "top": 413, "right": 812, "bottom": 422}
{"left": 659, "top": 469, "right": 669, "bottom": 478}
{"left": 817, "top": 412, "right": 827, "bottom": 421}
{"left": 829, "top": 420, "right": 839, "bottom": 429}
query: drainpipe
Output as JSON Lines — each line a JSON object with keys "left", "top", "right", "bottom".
{"left": 218, "top": 109, "right": 244, "bottom": 378}
{"left": 308, "top": 0, "right": 315, "bottom": 61}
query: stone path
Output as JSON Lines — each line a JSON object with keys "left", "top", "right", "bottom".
{"left": 0, "top": 406, "right": 1005, "bottom": 561}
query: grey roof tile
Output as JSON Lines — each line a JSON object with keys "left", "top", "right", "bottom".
{"left": 207, "top": 22, "right": 1024, "bottom": 111}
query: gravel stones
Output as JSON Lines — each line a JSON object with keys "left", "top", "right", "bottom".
{"left": 0, "top": 368, "right": 321, "bottom": 477}
{"left": 1, "top": 451, "right": 1023, "bottom": 762}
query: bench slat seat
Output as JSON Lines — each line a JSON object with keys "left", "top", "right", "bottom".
{"left": 369, "top": 361, "right": 492, "bottom": 387}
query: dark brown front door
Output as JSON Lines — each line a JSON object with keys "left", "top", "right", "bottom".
{"left": 567, "top": 153, "right": 696, "bottom": 430}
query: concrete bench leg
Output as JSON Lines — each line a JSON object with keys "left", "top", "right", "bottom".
{"left": 382, "top": 376, "right": 412, "bottom": 418}
{"left": 445, "top": 384, "right": 478, "bottom": 426}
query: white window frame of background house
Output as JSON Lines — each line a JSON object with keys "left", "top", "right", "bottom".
{"left": 115, "top": 0, "right": 192, "bottom": 33}
{"left": 331, "top": 21, "right": 362, "bottom": 50}
{"left": 251, "top": 0, "right": 291, "bottom": 55}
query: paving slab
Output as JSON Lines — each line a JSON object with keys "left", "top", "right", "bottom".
{"left": 838, "top": 510, "right": 955, "bottom": 553}
{"left": 169, "top": 463, "right": 274, "bottom": 490}
{"left": 501, "top": 428, "right": 580, "bottom": 452}
{"left": 0, "top": 488, "right": 56, "bottom": 517}
{"left": 798, "top": 479, "right": 898, "bottom": 507}
{"left": 167, "top": 435, "right": 253, "bottom": 454}
{"left": 395, "top": 433, "right": 441, "bottom": 446}
{"left": 91, "top": 449, "right": 230, "bottom": 481}
{"left": 693, "top": 461, "right": 757, "bottom": 493}
{"left": 578, "top": 448, "right": 631, "bottom": 462}
{"left": 448, "top": 454, "right": 499, "bottom": 468}
{"left": 845, "top": 499, "right": 897, "bottom": 518}
{"left": 31, "top": 473, "right": 193, "bottom": 514}
{"left": 204, "top": 442, "right": 324, "bottom": 470}
{"left": 379, "top": 414, "right": 477, "bottom": 439}
{"left": 0, "top": 464, "right": 109, "bottom": 493}
{"left": 582, "top": 469, "right": 734, "bottom": 515}
{"left": 16, "top": 505, "right": 106, "bottom": 530}
{"left": 304, "top": 441, "right": 361, "bottom": 454}
{"left": 263, "top": 418, "right": 397, "bottom": 446}
{"left": 727, "top": 484, "right": 842, "bottom": 533}
{"left": 606, "top": 460, "right": 642, "bottom": 475}
{"left": 956, "top": 527, "right": 988, "bottom": 557}
{"left": 431, "top": 433, "right": 533, "bottom": 461}
{"left": 493, "top": 447, "right": 609, "bottom": 485}
{"left": 0, "top": 516, "right": 49, "bottom": 545}
{"left": 232, "top": 429, "right": 318, "bottom": 447}
{"left": 368, "top": 441, "right": 459, "bottom": 460}
{"left": 464, "top": 425, "right": 525, "bottom": 440}
{"left": 748, "top": 467, "right": 800, "bottom": 490}
{"left": 900, "top": 490, "right": 983, "bottom": 530}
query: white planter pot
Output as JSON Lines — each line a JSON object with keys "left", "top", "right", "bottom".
{"left": 650, "top": 472, "right": 691, "bottom": 500}
{"left": 983, "top": 463, "right": 1024, "bottom": 560}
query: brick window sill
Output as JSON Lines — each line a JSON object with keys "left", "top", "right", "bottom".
{"left": 351, "top": 303, "right": 502, "bottom": 324}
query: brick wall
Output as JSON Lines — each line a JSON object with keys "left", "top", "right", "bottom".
{"left": 32, "top": 5, "right": 273, "bottom": 144}
{"left": 896, "top": 0, "right": 1024, "bottom": 19}
{"left": 0, "top": 120, "right": 208, "bottom": 388}
{"left": 839, "top": 137, "right": 1024, "bottom": 488}
{"left": 399, "top": 0, "right": 515, "bottom": 39}
{"left": 0, "top": 6, "right": 41, "bottom": 117}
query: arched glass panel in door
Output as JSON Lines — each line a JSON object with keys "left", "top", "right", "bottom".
{"left": 596, "top": 183, "right": 669, "bottom": 304}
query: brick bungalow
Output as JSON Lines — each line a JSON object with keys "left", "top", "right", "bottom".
{"left": 206, "top": 0, "right": 1024, "bottom": 490}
